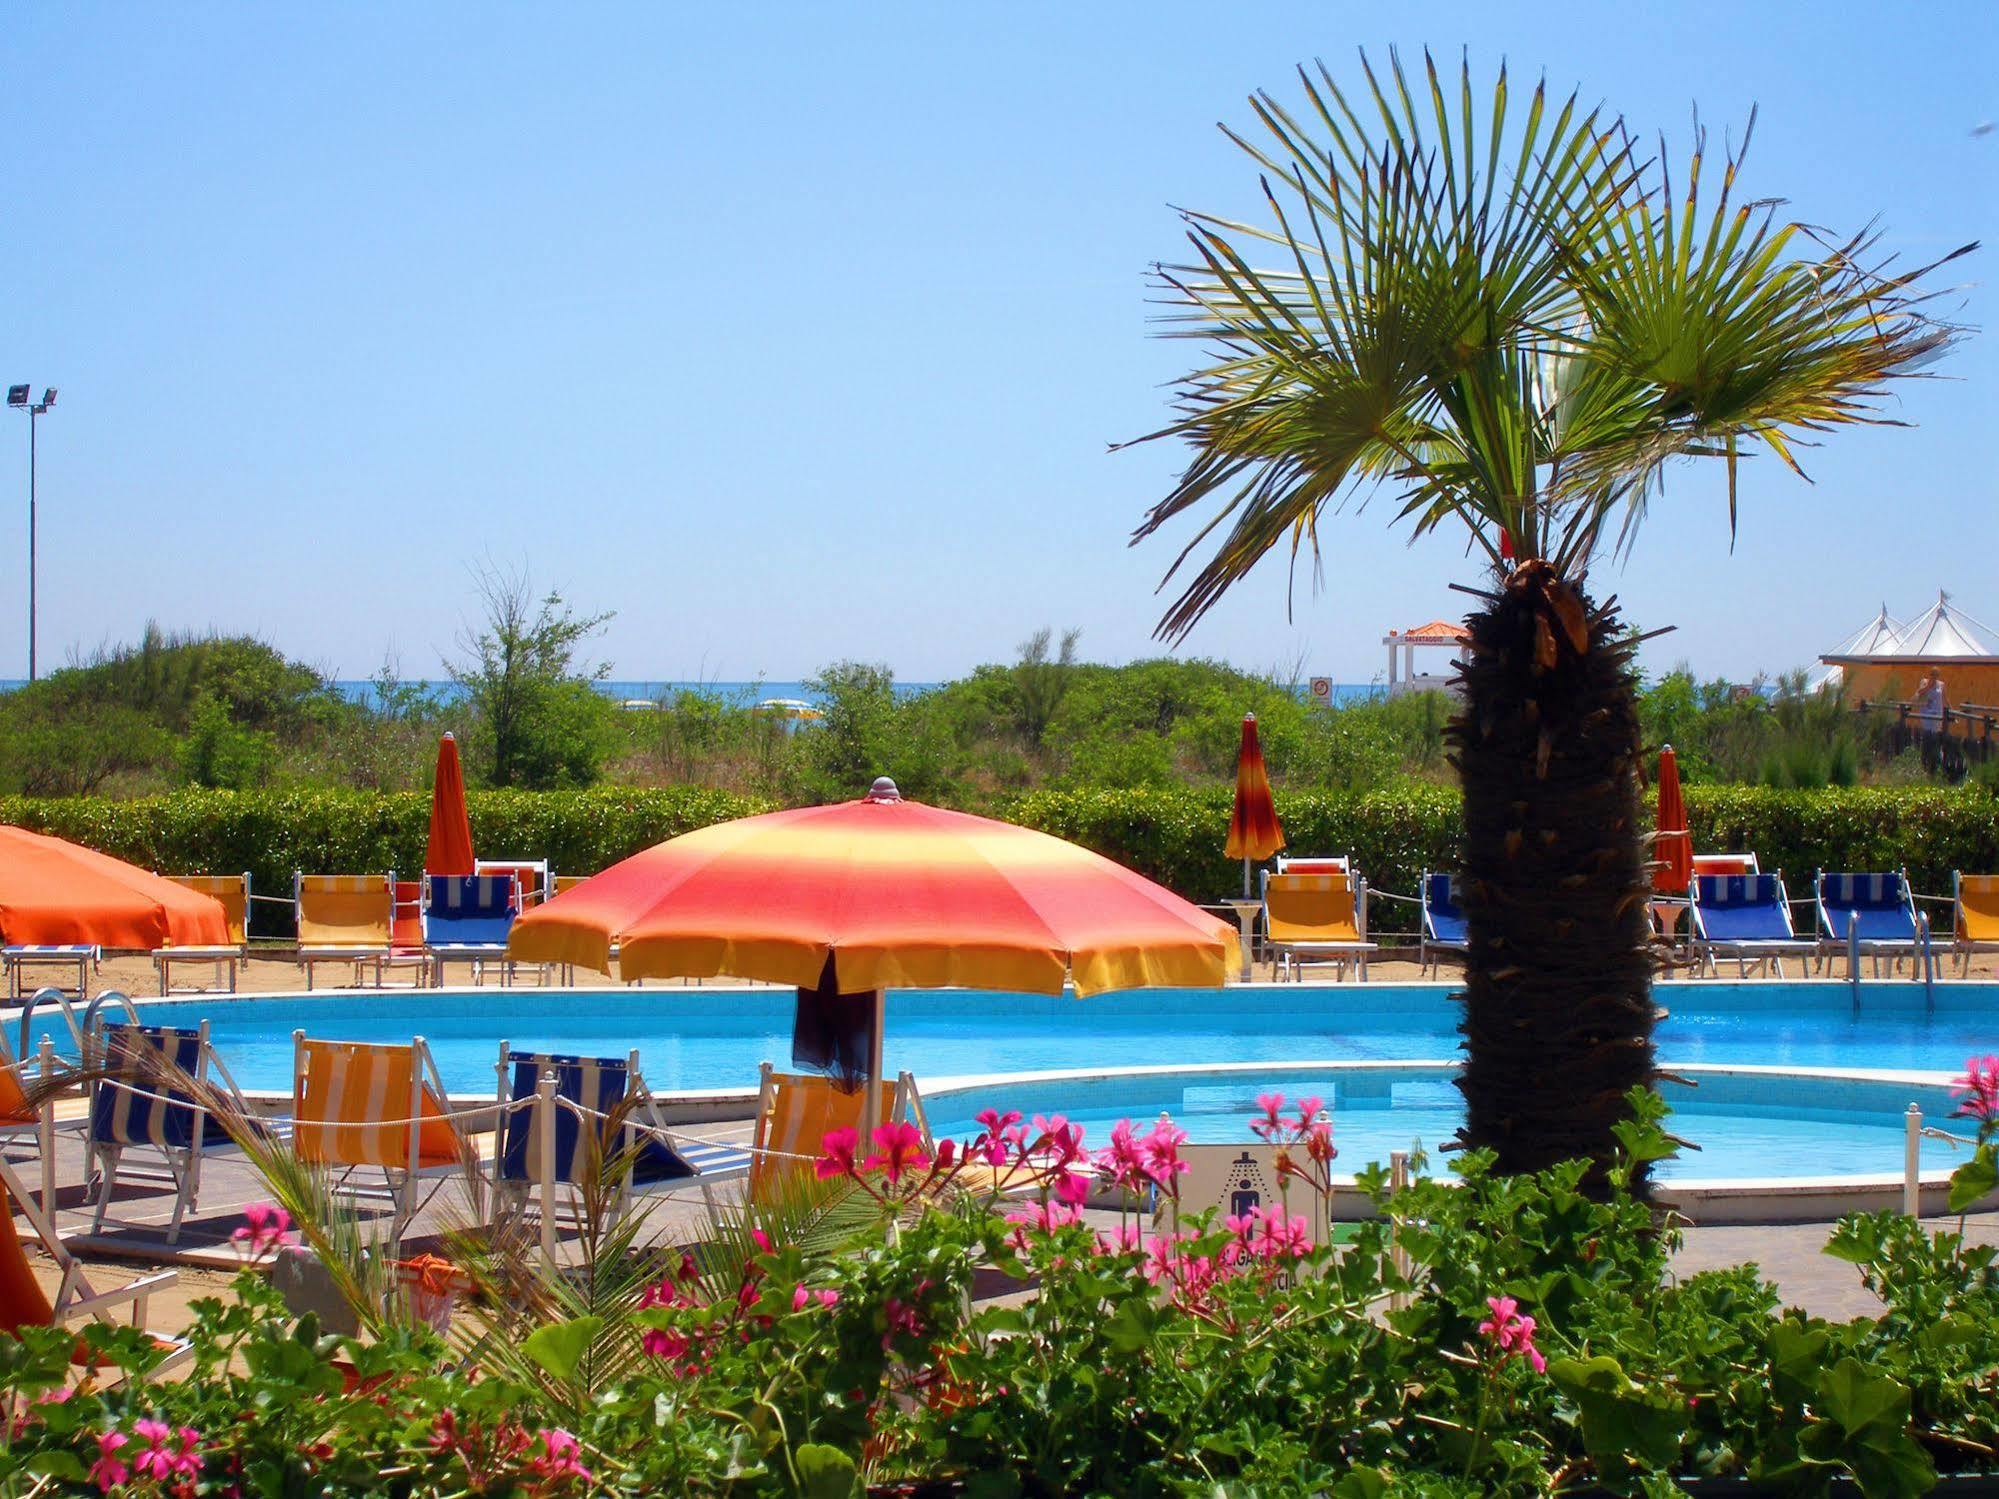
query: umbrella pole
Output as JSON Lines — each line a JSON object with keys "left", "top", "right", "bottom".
{"left": 863, "top": 989, "right": 886, "bottom": 1143}
{"left": 1242, "top": 857, "right": 1251, "bottom": 899}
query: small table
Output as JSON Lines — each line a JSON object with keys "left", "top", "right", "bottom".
{"left": 1222, "top": 899, "right": 1263, "bottom": 983}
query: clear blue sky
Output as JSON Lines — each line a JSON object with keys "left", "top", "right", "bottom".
{"left": 2, "top": 4, "right": 1992, "bottom": 688}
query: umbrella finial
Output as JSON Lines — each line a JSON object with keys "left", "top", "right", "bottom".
{"left": 867, "top": 777, "right": 902, "bottom": 803}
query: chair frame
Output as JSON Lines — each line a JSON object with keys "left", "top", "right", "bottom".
{"left": 1688, "top": 870, "right": 1816, "bottom": 978}
{"left": 0, "top": 1028, "right": 64, "bottom": 1220}
{"left": 1261, "top": 864, "right": 1378, "bottom": 982}
{"left": 0, "top": 1155, "right": 188, "bottom": 1376}
{"left": 154, "top": 871, "right": 251, "bottom": 995}
{"left": 290, "top": 1031, "right": 479, "bottom": 1250}
{"left": 3, "top": 946, "right": 99, "bottom": 1003}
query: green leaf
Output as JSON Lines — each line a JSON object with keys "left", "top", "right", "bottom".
{"left": 1547, "top": 1356, "right": 1685, "bottom": 1474}
{"left": 1947, "top": 1142, "right": 1998, "bottom": 1214}
{"left": 522, "top": 1315, "right": 604, "bottom": 1383}
{"left": 1817, "top": 1358, "right": 1909, "bottom": 1439}
{"left": 23, "top": 1453, "right": 88, "bottom": 1482}
{"left": 1331, "top": 1466, "right": 1390, "bottom": 1499}
{"left": 793, "top": 1443, "right": 861, "bottom": 1499}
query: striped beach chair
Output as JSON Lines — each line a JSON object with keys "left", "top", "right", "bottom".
{"left": 1419, "top": 872, "right": 1468, "bottom": 977}
{"left": 1262, "top": 869, "right": 1377, "bottom": 982}
{"left": 2, "top": 946, "right": 99, "bottom": 1002}
{"left": 492, "top": 1046, "right": 735, "bottom": 1251}
{"left": 1951, "top": 873, "right": 1999, "bottom": 976}
{"left": 749, "top": 1063, "right": 903, "bottom": 1198}
{"left": 1814, "top": 870, "right": 1923, "bottom": 975}
{"left": 425, "top": 875, "right": 519, "bottom": 987}
{"left": 0, "top": 1028, "right": 63, "bottom": 1218}
{"left": 83, "top": 1020, "right": 251, "bottom": 1244}
{"left": 291, "top": 1033, "right": 475, "bottom": 1247}
{"left": 155, "top": 873, "right": 252, "bottom": 994}
{"left": 1690, "top": 873, "right": 1816, "bottom": 978}
{"left": 295, "top": 874, "right": 394, "bottom": 989}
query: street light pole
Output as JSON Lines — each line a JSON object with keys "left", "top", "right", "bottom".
{"left": 7, "top": 385, "right": 55, "bottom": 682}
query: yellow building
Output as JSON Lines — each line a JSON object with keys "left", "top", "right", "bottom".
{"left": 1819, "top": 594, "right": 1999, "bottom": 720}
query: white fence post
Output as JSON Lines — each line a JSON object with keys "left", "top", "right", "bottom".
{"left": 1903, "top": 1103, "right": 1922, "bottom": 1218}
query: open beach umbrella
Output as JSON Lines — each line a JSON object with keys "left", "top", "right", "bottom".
{"left": 0, "top": 826, "right": 228, "bottom": 950}
{"left": 1224, "top": 712, "right": 1285, "bottom": 896}
{"left": 425, "top": 733, "right": 476, "bottom": 877}
{"left": 509, "top": 779, "right": 1236, "bottom": 1132}
{"left": 1652, "top": 745, "right": 1691, "bottom": 895}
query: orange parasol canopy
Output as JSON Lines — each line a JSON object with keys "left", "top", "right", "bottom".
{"left": 425, "top": 733, "right": 476, "bottom": 877}
{"left": 508, "top": 783, "right": 1236, "bottom": 996}
{"left": 1224, "top": 713, "right": 1285, "bottom": 864}
{"left": 1653, "top": 745, "right": 1691, "bottom": 895}
{"left": 0, "top": 826, "right": 228, "bottom": 950}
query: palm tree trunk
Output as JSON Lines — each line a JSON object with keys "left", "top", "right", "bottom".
{"left": 1447, "top": 562, "right": 1658, "bottom": 1195}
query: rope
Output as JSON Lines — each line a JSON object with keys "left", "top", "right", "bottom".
{"left": 1919, "top": 1125, "right": 1978, "bottom": 1150}
{"left": 1368, "top": 890, "right": 1421, "bottom": 905}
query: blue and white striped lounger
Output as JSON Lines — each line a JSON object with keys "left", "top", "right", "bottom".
{"left": 1690, "top": 874, "right": 1816, "bottom": 977}
{"left": 86, "top": 1021, "right": 215, "bottom": 1245}
{"left": 424, "top": 875, "right": 519, "bottom": 987}
{"left": 1815, "top": 870, "right": 1923, "bottom": 974}
{"left": 3, "top": 945, "right": 100, "bottom": 1001}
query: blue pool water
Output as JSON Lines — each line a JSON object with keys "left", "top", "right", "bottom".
{"left": 49, "top": 980, "right": 1991, "bottom": 1182}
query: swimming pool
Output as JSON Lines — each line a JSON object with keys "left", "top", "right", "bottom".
{"left": 54, "top": 977, "right": 1992, "bottom": 1099}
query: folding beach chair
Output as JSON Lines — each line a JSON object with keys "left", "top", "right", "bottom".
{"left": 1951, "top": 872, "right": 1999, "bottom": 976}
{"left": 1689, "top": 873, "right": 1816, "bottom": 978}
{"left": 749, "top": 1064, "right": 904, "bottom": 1197}
{"left": 155, "top": 872, "right": 251, "bottom": 994}
{"left": 1274, "top": 855, "right": 1350, "bottom": 876}
{"left": 290, "top": 1033, "right": 477, "bottom": 1249}
{"left": 0, "top": 1157, "right": 188, "bottom": 1375}
{"left": 551, "top": 875, "right": 587, "bottom": 897}
{"left": 295, "top": 873, "right": 394, "bottom": 989}
{"left": 492, "top": 1046, "right": 737, "bottom": 1254}
{"left": 477, "top": 859, "right": 551, "bottom": 910}
{"left": 1815, "top": 870, "right": 1923, "bottom": 976}
{"left": 1692, "top": 852, "right": 1761, "bottom": 878}
{"left": 386, "top": 880, "right": 431, "bottom": 988}
{"left": 0, "top": 1029, "right": 63, "bottom": 1218}
{"left": 81, "top": 1019, "right": 260, "bottom": 1245}
{"left": 3, "top": 946, "right": 98, "bottom": 1002}
{"left": 1262, "top": 870, "right": 1378, "bottom": 981}
{"left": 424, "top": 875, "right": 519, "bottom": 987}
{"left": 1418, "top": 872, "right": 1468, "bottom": 977}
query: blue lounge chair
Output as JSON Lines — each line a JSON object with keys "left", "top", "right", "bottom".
{"left": 492, "top": 1046, "right": 747, "bottom": 1251}
{"left": 84, "top": 1020, "right": 251, "bottom": 1245}
{"left": 1814, "top": 870, "right": 1923, "bottom": 975}
{"left": 1419, "top": 872, "right": 1468, "bottom": 976}
{"left": 3, "top": 945, "right": 99, "bottom": 1002}
{"left": 424, "top": 875, "right": 519, "bottom": 987}
{"left": 1689, "top": 873, "right": 1815, "bottom": 978}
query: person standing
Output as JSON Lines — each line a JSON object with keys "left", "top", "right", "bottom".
{"left": 1915, "top": 668, "right": 1948, "bottom": 773}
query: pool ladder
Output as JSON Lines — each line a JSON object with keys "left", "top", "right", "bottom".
{"left": 15, "top": 986, "right": 141, "bottom": 1064}
{"left": 1842, "top": 913, "right": 1936, "bottom": 1016}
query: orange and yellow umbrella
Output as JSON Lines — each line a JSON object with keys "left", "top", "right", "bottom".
{"left": 1224, "top": 713, "right": 1285, "bottom": 894}
{"left": 0, "top": 826, "right": 228, "bottom": 950}
{"left": 508, "top": 783, "right": 1236, "bottom": 996}
{"left": 425, "top": 733, "right": 476, "bottom": 877}
{"left": 1653, "top": 745, "right": 1691, "bottom": 895}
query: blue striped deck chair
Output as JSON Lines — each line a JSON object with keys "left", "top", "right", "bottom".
{"left": 424, "top": 875, "right": 520, "bottom": 988}
{"left": 1690, "top": 873, "right": 1816, "bottom": 978}
{"left": 1419, "top": 873, "right": 1468, "bottom": 977}
{"left": 493, "top": 1046, "right": 740, "bottom": 1249}
{"left": 84, "top": 1020, "right": 241, "bottom": 1245}
{"left": 1815, "top": 869, "right": 1922, "bottom": 975}
{"left": 3, "top": 945, "right": 99, "bottom": 1002}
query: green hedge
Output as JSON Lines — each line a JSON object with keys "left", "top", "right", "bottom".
{"left": 0, "top": 786, "right": 770, "bottom": 938}
{"left": 6, "top": 783, "right": 1996, "bottom": 943}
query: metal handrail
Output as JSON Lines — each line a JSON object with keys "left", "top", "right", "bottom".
{"left": 16, "top": 986, "right": 83, "bottom": 1061}
{"left": 79, "top": 990, "right": 142, "bottom": 1049}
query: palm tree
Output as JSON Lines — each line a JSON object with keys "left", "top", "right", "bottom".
{"left": 1130, "top": 52, "right": 1971, "bottom": 1191}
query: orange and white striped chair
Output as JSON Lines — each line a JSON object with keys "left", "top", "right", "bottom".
{"left": 290, "top": 1033, "right": 478, "bottom": 1247}
{"left": 748, "top": 1063, "right": 904, "bottom": 1198}
{"left": 1261, "top": 868, "right": 1378, "bottom": 981}
{"left": 156, "top": 872, "right": 252, "bottom": 994}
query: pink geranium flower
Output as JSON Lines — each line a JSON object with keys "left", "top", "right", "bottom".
{"left": 1952, "top": 1055, "right": 1999, "bottom": 1128}
{"left": 1251, "top": 1091, "right": 1286, "bottom": 1140}
{"left": 791, "top": 1284, "right": 840, "bottom": 1312}
{"left": 1139, "top": 1120, "right": 1188, "bottom": 1190}
{"left": 89, "top": 1431, "right": 129, "bottom": 1493}
{"left": 127, "top": 1418, "right": 202, "bottom": 1481}
{"left": 1478, "top": 1295, "right": 1548, "bottom": 1374}
{"left": 231, "top": 1202, "right": 294, "bottom": 1255}
{"left": 530, "top": 1427, "right": 594, "bottom": 1483}
{"left": 816, "top": 1127, "right": 860, "bottom": 1180}
{"left": 862, "top": 1120, "right": 930, "bottom": 1184}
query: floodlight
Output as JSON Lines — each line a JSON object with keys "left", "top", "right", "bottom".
{"left": 39, "top": 390, "right": 54, "bottom": 409}
{"left": 5, "top": 386, "right": 25, "bottom": 407}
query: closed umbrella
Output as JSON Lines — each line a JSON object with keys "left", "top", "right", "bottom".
{"left": 1653, "top": 745, "right": 1691, "bottom": 895}
{"left": 509, "top": 779, "right": 1236, "bottom": 1134}
{"left": 1224, "top": 712, "right": 1285, "bottom": 897}
{"left": 426, "top": 733, "right": 476, "bottom": 877}
{"left": 0, "top": 827, "right": 228, "bottom": 950}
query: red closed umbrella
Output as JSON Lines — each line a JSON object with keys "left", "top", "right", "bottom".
{"left": 425, "top": 734, "right": 476, "bottom": 877}
{"left": 1653, "top": 745, "right": 1691, "bottom": 895}
{"left": 1224, "top": 713, "right": 1285, "bottom": 896}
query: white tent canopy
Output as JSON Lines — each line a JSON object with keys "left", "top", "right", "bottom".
{"left": 1816, "top": 593, "right": 1999, "bottom": 689}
